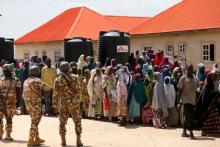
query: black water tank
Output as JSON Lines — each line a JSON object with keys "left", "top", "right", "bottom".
{"left": 64, "top": 37, "right": 93, "bottom": 62}
{"left": 98, "top": 30, "right": 130, "bottom": 66}
{"left": 0, "top": 37, "right": 14, "bottom": 61}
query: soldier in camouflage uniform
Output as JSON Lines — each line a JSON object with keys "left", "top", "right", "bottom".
{"left": 52, "top": 62, "right": 83, "bottom": 147}
{"left": 23, "top": 65, "right": 50, "bottom": 146}
{"left": 0, "top": 64, "right": 21, "bottom": 141}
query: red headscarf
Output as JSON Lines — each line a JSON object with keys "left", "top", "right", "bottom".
{"left": 159, "top": 57, "right": 174, "bottom": 71}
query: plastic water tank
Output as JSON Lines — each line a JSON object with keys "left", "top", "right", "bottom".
{"left": 0, "top": 37, "right": 14, "bottom": 61}
{"left": 98, "top": 30, "right": 130, "bottom": 66}
{"left": 64, "top": 37, "right": 93, "bottom": 62}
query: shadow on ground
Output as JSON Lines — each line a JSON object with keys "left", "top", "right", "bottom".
{"left": 195, "top": 136, "right": 215, "bottom": 141}
{"left": 1, "top": 139, "right": 26, "bottom": 144}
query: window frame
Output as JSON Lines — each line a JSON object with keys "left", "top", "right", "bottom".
{"left": 179, "top": 43, "right": 186, "bottom": 55}
{"left": 165, "top": 43, "right": 174, "bottom": 56}
{"left": 54, "top": 51, "right": 61, "bottom": 63}
{"left": 24, "top": 51, "right": 30, "bottom": 59}
{"left": 202, "top": 43, "right": 215, "bottom": 62}
{"left": 42, "top": 50, "right": 47, "bottom": 57}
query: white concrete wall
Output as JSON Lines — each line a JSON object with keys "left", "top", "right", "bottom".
{"left": 15, "top": 41, "right": 64, "bottom": 65}
{"left": 15, "top": 40, "right": 100, "bottom": 65}
{"left": 131, "top": 29, "right": 220, "bottom": 68}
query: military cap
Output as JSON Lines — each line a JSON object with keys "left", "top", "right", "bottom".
{"left": 3, "top": 64, "right": 13, "bottom": 72}
{"left": 29, "top": 65, "right": 40, "bottom": 76}
{"left": 60, "top": 62, "right": 70, "bottom": 73}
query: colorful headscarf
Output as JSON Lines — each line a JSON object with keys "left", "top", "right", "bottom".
{"left": 77, "top": 54, "right": 86, "bottom": 69}
{"left": 159, "top": 56, "right": 173, "bottom": 71}
{"left": 152, "top": 72, "right": 168, "bottom": 118}
{"left": 117, "top": 69, "right": 128, "bottom": 98}
{"left": 196, "top": 63, "right": 206, "bottom": 81}
{"left": 147, "top": 68, "right": 154, "bottom": 81}
{"left": 142, "top": 63, "right": 149, "bottom": 77}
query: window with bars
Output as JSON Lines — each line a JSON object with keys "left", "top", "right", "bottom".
{"left": 202, "top": 44, "right": 215, "bottom": 61}
{"left": 55, "top": 51, "right": 61, "bottom": 63}
{"left": 166, "top": 44, "right": 174, "bottom": 56}
{"left": 24, "top": 51, "right": 30, "bottom": 59}
{"left": 42, "top": 50, "right": 47, "bottom": 56}
{"left": 179, "top": 44, "right": 185, "bottom": 54}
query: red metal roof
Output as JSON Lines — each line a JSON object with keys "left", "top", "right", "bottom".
{"left": 105, "top": 15, "right": 150, "bottom": 30}
{"left": 15, "top": 7, "right": 126, "bottom": 44}
{"left": 130, "top": 0, "right": 220, "bottom": 35}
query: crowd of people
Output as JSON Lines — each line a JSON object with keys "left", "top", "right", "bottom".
{"left": 0, "top": 48, "right": 220, "bottom": 146}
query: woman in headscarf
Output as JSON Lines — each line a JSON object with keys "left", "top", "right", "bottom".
{"left": 87, "top": 69, "right": 96, "bottom": 118}
{"left": 127, "top": 73, "right": 147, "bottom": 123}
{"left": 159, "top": 56, "right": 173, "bottom": 71}
{"left": 102, "top": 66, "right": 117, "bottom": 120}
{"left": 77, "top": 54, "right": 86, "bottom": 70}
{"left": 142, "top": 68, "right": 154, "bottom": 125}
{"left": 142, "top": 64, "right": 149, "bottom": 77}
{"left": 152, "top": 72, "right": 168, "bottom": 128}
{"left": 196, "top": 63, "right": 206, "bottom": 96}
{"left": 154, "top": 51, "right": 163, "bottom": 66}
{"left": 161, "top": 67, "right": 171, "bottom": 84}
{"left": 87, "top": 56, "right": 95, "bottom": 71}
{"left": 123, "top": 66, "right": 132, "bottom": 91}
{"left": 117, "top": 69, "right": 128, "bottom": 126}
{"left": 111, "top": 59, "right": 117, "bottom": 69}
{"left": 132, "top": 65, "right": 144, "bottom": 80}
{"left": 80, "top": 69, "right": 90, "bottom": 117}
{"left": 171, "top": 67, "right": 182, "bottom": 90}
{"left": 196, "top": 63, "right": 206, "bottom": 81}
{"left": 87, "top": 68, "right": 103, "bottom": 118}
{"left": 164, "top": 76, "right": 178, "bottom": 127}
{"left": 195, "top": 72, "right": 220, "bottom": 137}
{"left": 212, "top": 63, "right": 218, "bottom": 72}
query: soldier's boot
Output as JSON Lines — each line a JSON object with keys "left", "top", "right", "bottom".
{"left": 27, "top": 137, "right": 40, "bottom": 146}
{"left": 35, "top": 136, "right": 45, "bottom": 144}
{"left": 61, "top": 135, "right": 66, "bottom": 146}
{"left": 76, "top": 134, "right": 83, "bottom": 147}
{"left": 5, "top": 133, "right": 13, "bottom": 141}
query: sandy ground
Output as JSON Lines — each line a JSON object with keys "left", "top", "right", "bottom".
{"left": 0, "top": 115, "right": 219, "bottom": 147}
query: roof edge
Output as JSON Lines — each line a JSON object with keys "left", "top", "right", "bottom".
{"left": 15, "top": 40, "right": 64, "bottom": 45}
{"left": 105, "top": 15, "right": 151, "bottom": 19}
{"left": 131, "top": 27, "right": 220, "bottom": 36}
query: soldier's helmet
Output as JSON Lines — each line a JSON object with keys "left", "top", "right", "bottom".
{"left": 29, "top": 65, "right": 40, "bottom": 76}
{"left": 60, "top": 62, "right": 70, "bottom": 73}
{"left": 3, "top": 64, "right": 13, "bottom": 72}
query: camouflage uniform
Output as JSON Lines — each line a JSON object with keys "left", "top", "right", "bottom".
{"left": 23, "top": 77, "right": 50, "bottom": 140}
{"left": 53, "top": 73, "right": 82, "bottom": 137}
{"left": 0, "top": 76, "right": 21, "bottom": 137}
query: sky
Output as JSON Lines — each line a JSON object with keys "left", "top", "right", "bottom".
{"left": 0, "top": 0, "right": 181, "bottom": 39}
